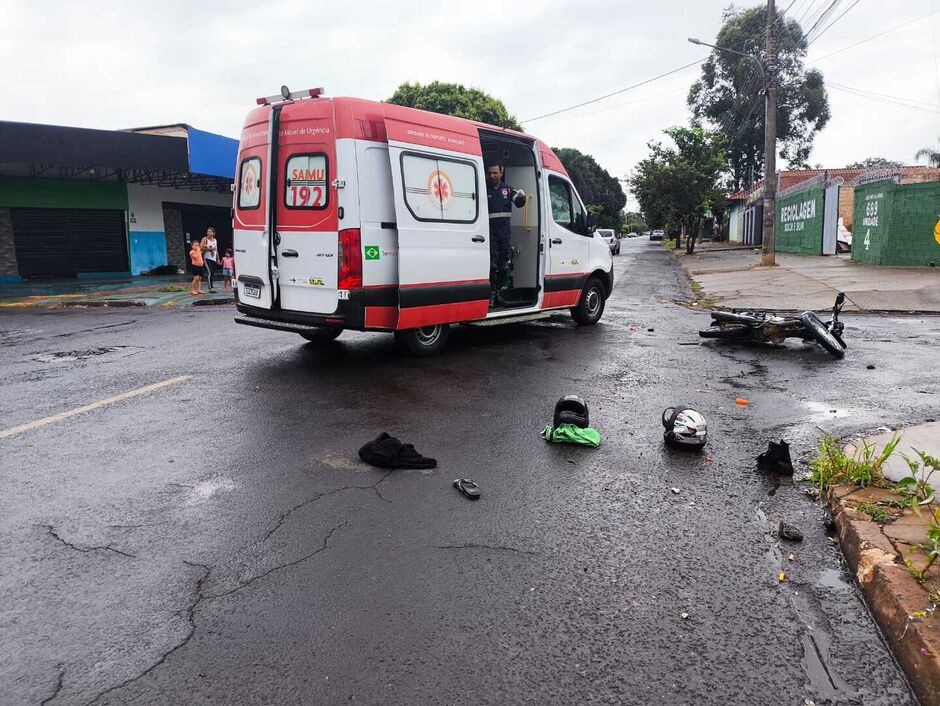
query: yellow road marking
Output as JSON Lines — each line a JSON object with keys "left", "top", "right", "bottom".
{"left": 0, "top": 375, "right": 190, "bottom": 440}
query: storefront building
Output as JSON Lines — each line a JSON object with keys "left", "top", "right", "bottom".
{"left": 0, "top": 121, "right": 236, "bottom": 280}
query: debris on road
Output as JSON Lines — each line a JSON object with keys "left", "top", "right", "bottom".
{"left": 681, "top": 612, "right": 689, "bottom": 619}
{"left": 453, "top": 478, "right": 481, "bottom": 500}
{"left": 779, "top": 572, "right": 786, "bottom": 582}
{"left": 779, "top": 522, "right": 804, "bottom": 542}
{"left": 757, "top": 440, "right": 794, "bottom": 475}
{"left": 735, "top": 398, "right": 749, "bottom": 406}
{"left": 543, "top": 395, "right": 601, "bottom": 447}
{"left": 788, "top": 553, "right": 796, "bottom": 561}
{"left": 867, "top": 364, "right": 876, "bottom": 370}
{"left": 671, "top": 487, "right": 681, "bottom": 495}
{"left": 358, "top": 432, "right": 437, "bottom": 469}
{"left": 662, "top": 406, "right": 707, "bottom": 450}
{"left": 542, "top": 424, "right": 601, "bottom": 447}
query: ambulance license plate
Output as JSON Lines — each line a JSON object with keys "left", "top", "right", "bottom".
{"left": 243, "top": 284, "right": 261, "bottom": 299}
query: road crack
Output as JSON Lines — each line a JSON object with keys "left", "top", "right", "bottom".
{"left": 434, "top": 543, "right": 538, "bottom": 556}
{"left": 83, "top": 561, "right": 210, "bottom": 705}
{"left": 253, "top": 473, "right": 393, "bottom": 546}
{"left": 41, "top": 525, "right": 136, "bottom": 558}
{"left": 39, "top": 664, "right": 65, "bottom": 705}
{"left": 212, "top": 522, "right": 347, "bottom": 600}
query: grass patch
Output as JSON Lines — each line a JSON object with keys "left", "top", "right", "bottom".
{"left": 158, "top": 285, "right": 190, "bottom": 293}
{"left": 808, "top": 431, "right": 901, "bottom": 492}
{"left": 855, "top": 502, "right": 897, "bottom": 524}
{"left": 690, "top": 280, "right": 703, "bottom": 295}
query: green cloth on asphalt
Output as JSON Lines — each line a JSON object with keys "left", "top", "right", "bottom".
{"left": 541, "top": 423, "right": 602, "bottom": 447}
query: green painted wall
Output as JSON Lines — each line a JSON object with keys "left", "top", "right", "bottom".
{"left": 775, "top": 182, "right": 824, "bottom": 254}
{"left": 0, "top": 177, "right": 128, "bottom": 210}
{"left": 852, "top": 180, "right": 940, "bottom": 266}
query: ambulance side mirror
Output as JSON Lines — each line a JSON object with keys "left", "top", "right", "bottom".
{"left": 586, "top": 211, "right": 597, "bottom": 234}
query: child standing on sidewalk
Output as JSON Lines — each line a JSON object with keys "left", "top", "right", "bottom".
{"left": 189, "top": 240, "right": 204, "bottom": 295}
{"left": 221, "top": 249, "right": 235, "bottom": 291}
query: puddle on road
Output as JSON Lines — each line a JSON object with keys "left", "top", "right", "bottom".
{"left": 33, "top": 346, "right": 128, "bottom": 363}
{"left": 817, "top": 568, "right": 852, "bottom": 591}
{"left": 802, "top": 628, "right": 854, "bottom": 701}
{"left": 802, "top": 401, "right": 855, "bottom": 420}
{"left": 187, "top": 477, "right": 236, "bottom": 504}
{"left": 318, "top": 453, "right": 370, "bottom": 473}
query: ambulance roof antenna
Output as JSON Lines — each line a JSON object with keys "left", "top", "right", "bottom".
{"left": 280, "top": 85, "right": 291, "bottom": 100}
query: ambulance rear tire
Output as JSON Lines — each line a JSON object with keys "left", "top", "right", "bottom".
{"left": 299, "top": 327, "right": 342, "bottom": 342}
{"left": 571, "top": 277, "right": 605, "bottom": 326}
{"left": 395, "top": 324, "right": 450, "bottom": 356}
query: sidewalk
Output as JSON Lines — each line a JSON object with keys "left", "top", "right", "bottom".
{"left": 678, "top": 246, "right": 940, "bottom": 313}
{"left": 0, "top": 276, "right": 234, "bottom": 309}
{"left": 827, "top": 422, "right": 940, "bottom": 704}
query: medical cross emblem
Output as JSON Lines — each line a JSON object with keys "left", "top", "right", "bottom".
{"left": 364, "top": 246, "right": 380, "bottom": 261}
{"left": 427, "top": 170, "right": 453, "bottom": 209}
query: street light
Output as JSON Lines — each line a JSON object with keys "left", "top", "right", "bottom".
{"left": 688, "top": 21, "right": 778, "bottom": 266}
{"left": 687, "top": 38, "right": 764, "bottom": 80}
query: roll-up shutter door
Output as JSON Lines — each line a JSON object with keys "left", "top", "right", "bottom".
{"left": 11, "top": 208, "right": 127, "bottom": 277}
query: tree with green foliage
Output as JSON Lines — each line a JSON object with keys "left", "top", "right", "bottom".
{"left": 915, "top": 137, "right": 940, "bottom": 167}
{"left": 552, "top": 147, "right": 627, "bottom": 230}
{"left": 846, "top": 157, "right": 904, "bottom": 169}
{"left": 386, "top": 81, "right": 522, "bottom": 131}
{"left": 622, "top": 211, "right": 648, "bottom": 234}
{"left": 630, "top": 127, "right": 726, "bottom": 254}
{"left": 688, "top": 5, "right": 830, "bottom": 192}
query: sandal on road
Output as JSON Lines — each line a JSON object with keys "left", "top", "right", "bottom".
{"left": 453, "top": 478, "right": 480, "bottom": 500}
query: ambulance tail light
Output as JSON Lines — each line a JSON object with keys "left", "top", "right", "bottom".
{"left": 338, "top": 228, "right": 363, "bottom": 290}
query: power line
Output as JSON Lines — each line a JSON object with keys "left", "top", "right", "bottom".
{"left": 806, "top": 0, "right": 860, "bottom": 46}
{"left": 811, "top": 9, "right": 940, "bottom": 61}
{"left": 829, "top": 83, "right": 940, "bottom": 113}
{"left": 803, "top": 0, "right": 843, "bottom": 42}
{"left": 828, "top": 81, "right": 940, "bottom": 109}
{"left": 521, "top": 58, "right": 706, "bottom": 123}
{"left": 546, "top": 85, "right": 690, "bottom": 124}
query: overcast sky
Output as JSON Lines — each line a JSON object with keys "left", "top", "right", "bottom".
{"left": 2, "top": 0, "right": 938, "bottom": 208}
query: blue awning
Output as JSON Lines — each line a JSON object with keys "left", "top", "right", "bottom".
{"left": 187, "top": 127, "right": 238, "bottom": 179}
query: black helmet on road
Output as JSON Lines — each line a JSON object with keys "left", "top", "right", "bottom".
{"left": 662, "top": 405, "right": 707, "bottom": 450}
{"left": 554, "top": 395, "right": 589, "bottom": 429}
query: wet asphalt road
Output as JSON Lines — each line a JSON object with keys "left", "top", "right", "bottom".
{"left": 2, "top": 238, "right": 939, "bottom": 705}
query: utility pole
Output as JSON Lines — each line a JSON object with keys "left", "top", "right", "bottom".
{"left": 761, "top": 0, "right": 777, "bottom": 266}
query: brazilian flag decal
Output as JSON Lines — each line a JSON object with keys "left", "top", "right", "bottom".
{"left": 365, "top": 245, "right": 380, "bottom": 261}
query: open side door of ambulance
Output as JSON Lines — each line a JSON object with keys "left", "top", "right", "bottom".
{"left": 386, "top": 124, "right": 490, "bottom": 329}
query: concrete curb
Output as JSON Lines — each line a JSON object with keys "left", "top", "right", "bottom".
{"left": 828, "top": 486, "right": 940, "bottom": 704}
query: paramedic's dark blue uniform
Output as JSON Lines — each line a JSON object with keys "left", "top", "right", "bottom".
{"left": 487, "top": 181, "right": 524, "bottom": 292}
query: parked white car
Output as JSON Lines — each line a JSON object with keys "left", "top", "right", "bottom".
{"left": 597, "top": 228, "right": 619, "bottom": 255}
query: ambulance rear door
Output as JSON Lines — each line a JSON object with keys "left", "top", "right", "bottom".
{"left": 273, "top": 101, "right": 339, "bottom": 313}
{"left": 387, "top": 141, "right": 489, "bottom": 329}
{"left": 233, "top": 110, "right": 273, "bottom": 309}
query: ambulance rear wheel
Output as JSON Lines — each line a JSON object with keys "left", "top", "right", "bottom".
{"left": 395, "top": 324, "right": 450, "bottom": 356}
{"left": 571, "top": 277, "right": 605, "bottom": 326}
{"left": 299, "top": 327, "right": 342, "bottom": 342}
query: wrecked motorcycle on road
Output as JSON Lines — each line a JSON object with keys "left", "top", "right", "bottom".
{"left": 699, "top": 292, "right": 847, "bottom": 359}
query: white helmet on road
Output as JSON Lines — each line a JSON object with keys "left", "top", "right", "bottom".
{"left": 662, "top": 405, "right": 707, "bottom": 450}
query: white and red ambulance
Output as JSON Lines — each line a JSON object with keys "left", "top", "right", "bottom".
{"left": 233, "top": 87, "right": 614, "bottom": 355}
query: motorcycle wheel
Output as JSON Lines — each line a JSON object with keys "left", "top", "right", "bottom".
{"left": 800, "top": 312, "right": 845, "bottom": 359}
{"left": 699, "top": 324, "right": 750, "bottom": 339}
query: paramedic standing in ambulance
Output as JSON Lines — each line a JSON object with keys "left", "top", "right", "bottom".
{"left": 485, "top": 163, "right": 526, "bottom": 303}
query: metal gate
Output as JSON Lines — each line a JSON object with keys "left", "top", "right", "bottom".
{"left": 11, "top": 208, "right": 128, "bottom": 277}
{"left": 822, "top": 178, "right": 842, "bottom": 256}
